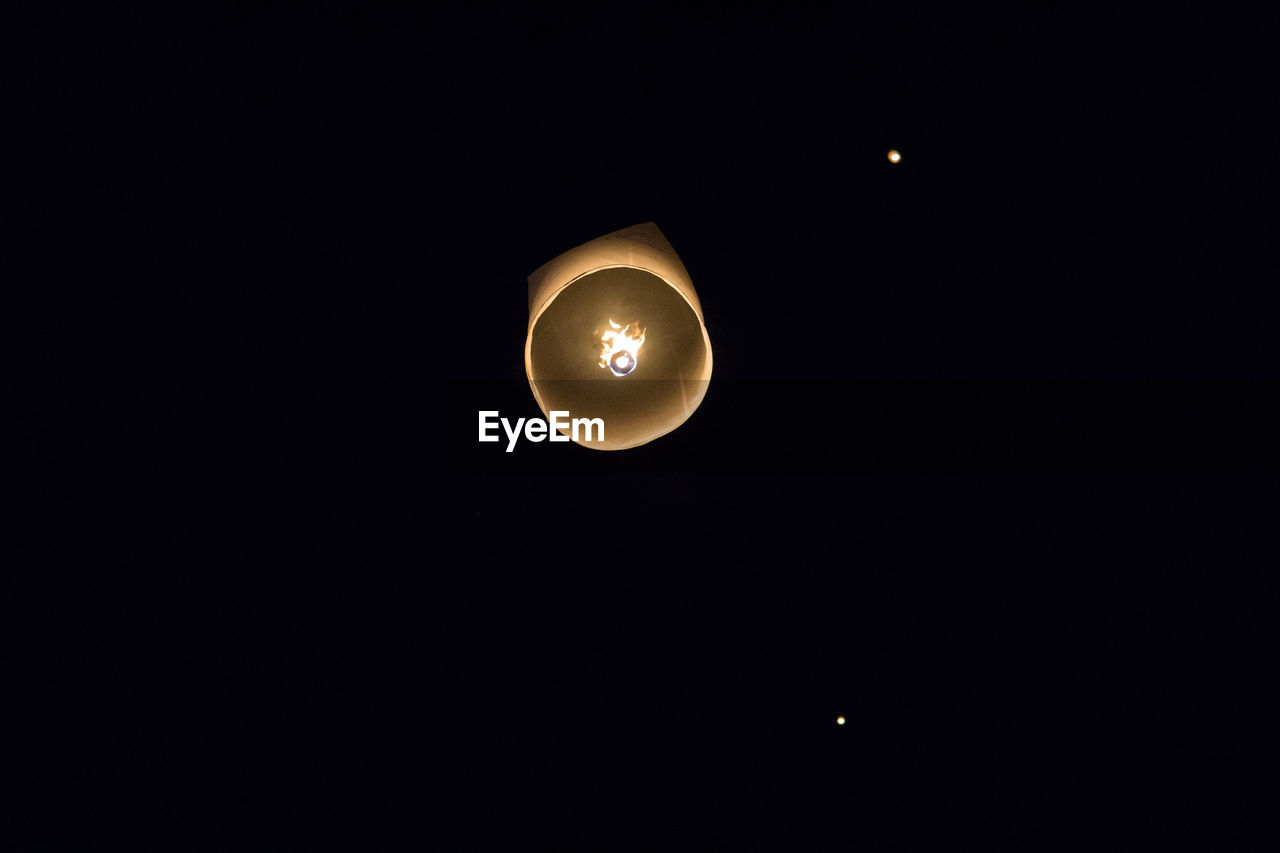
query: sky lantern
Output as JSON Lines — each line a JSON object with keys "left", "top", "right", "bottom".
{"left": 524, "top": 223, "right": 713, "bottom": 450}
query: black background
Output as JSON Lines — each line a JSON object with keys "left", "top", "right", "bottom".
{"left": 6, "top": 4, "right": 1280, "bottom": 850}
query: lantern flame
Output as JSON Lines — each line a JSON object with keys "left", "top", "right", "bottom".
{"left": 599, "top": 319, "right": 646, "bottom": 376}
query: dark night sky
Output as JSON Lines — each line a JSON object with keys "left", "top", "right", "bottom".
{"left": 6, "top": 5, "right": 1280, "bottom": 850}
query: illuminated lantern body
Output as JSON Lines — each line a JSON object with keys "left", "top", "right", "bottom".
{"left": 525, "top": 222, "right": 713, "bottom": 450}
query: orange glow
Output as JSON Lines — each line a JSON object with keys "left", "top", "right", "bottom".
{"left": 599, "top": 319, "right": 646, "bottom": 376}
{"left": 836, "top": 716, "right": 846, "bottom": 725}
{"left": 887, "top": 149, "right": 901, "bottom": 163}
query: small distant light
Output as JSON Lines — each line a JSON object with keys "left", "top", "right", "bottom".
{"left": 887, "top": 149, "right": 901, "bottom": 164}
{"left": 836, "top": 716, "right": 846, "bottom": 726}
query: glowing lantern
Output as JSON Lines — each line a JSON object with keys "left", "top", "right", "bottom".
{"left": 524, "top": 222, "right": 713, "bottom": 450}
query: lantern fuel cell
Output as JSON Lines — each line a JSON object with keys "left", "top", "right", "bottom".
{"left": 524, "top": 222, "right": 713, "bottom": 450}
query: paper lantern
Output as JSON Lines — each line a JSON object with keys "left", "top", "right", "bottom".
{"left": 525, "top": 222, "right": 713, "bottom": 450}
